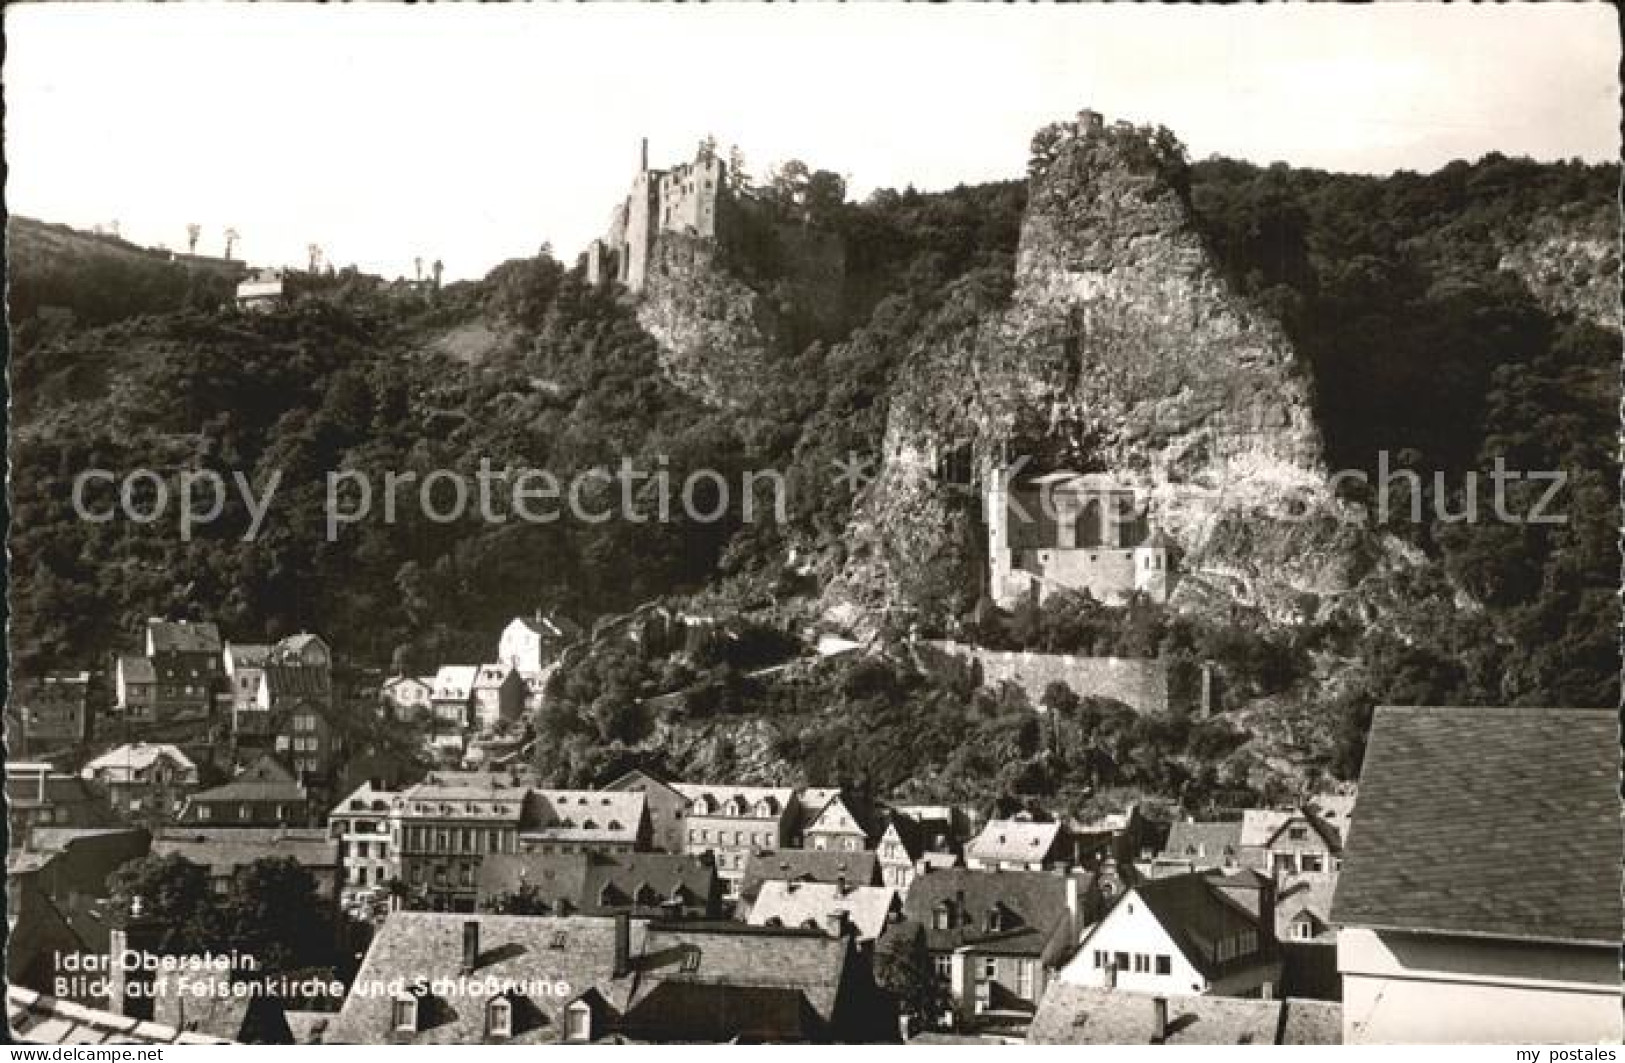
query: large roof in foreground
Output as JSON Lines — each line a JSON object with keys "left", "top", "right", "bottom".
{"left": 1331, "top": 705, "right": 1621, "bottom": 945}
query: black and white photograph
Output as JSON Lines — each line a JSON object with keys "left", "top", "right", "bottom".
{"left": 3, "top": 2, "right": 1621, "bottom": 1049}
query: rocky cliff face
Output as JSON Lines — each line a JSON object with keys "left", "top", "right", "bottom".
{"left": 636, "top": 233, "right": 792, "bottom": 402}
{"left": 826, "top": 113, "right": 1387, "bottom": 631}
{"left": 1496, "top": 200, "right": 1621, "bottom": 331}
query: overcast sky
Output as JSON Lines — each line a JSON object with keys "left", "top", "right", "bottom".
{"left": 6, "top": 3, "right": 1618, "bottom": 281}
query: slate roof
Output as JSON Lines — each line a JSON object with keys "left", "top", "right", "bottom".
{"left": 478, "top": 852, "right": 718, "bottom": 915}
{"left": 901, "top": 868, "right": 1078, "bottom": 961}
{"left": 740, "top": 849, "right": 881, "bottom": 901}
{"left": 1026, "top": 985, "right": 1340, "bottom": 1045}
{"left": 152, "top": 828, "right": 338, "bottom": 876}
{"left": 747, "top": 881, "right": 902, "bottom": 941}
{"left": 631, "top": 923, "right": 852, "bottom": 1028}
{"left": 478, "top": 852, "right": 594, "bottom": 910}
{"left": 151, "top": 966, "right": 257, "bottom": 1042}
{"left": 82, "top": 743, "right": 196, "bottom": 777}
{"left": 117, "top": 655, "right": 157, "bottom": 684}
{"left": 967, "top": 818, "right": 1063, "bottom": 864}
{"left": 225, "top": 643, "right": 272, "bottom": 669}
{"left": 674, "top": 783, "right": 798, "bottom": 815}
{"left": 1161, "top": 820, "right": 1243, "bottom": 865}
{"left": 283, "top": 1010, "right": 333, "bottom": 1045}
{"left": 328, "top": 913, "right": 644, "bottom": 1045}
{"left": 431, "top": 666, "right": 479, "bottom": 699}
{"left": 7, "top": 986, "right": 231, "bottom": 1045}
{"left": 1275, "top": 873, "right": 1338, "bottom": 940}
{"left": 186, "top": 772, "right": 307, "bottom": 806}
{"left": 261, "top": 664, "right": 330, "bottom": 700}
{"left": 1240, "top": 808, "right": 1339, "bottom": 852}
{"left": 1330, "top": 706, "right": 1622, "bottom": 945}
{"left": 147, "top": 620, "right": 222, "bottom": 655}
{"left": 524, "top": 790, "right": 645, "bottom": 843}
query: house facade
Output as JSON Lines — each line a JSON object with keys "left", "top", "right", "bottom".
{"left": 673, "top": 784, "right": 797, "bottom": 889}
{"left": 179, "top": 754, "right": 311, "bottom": 827}
{"left": 80, "top": 743, "right": 198, "bottom": 826}
{"left": 1061, "top": 869, "right": 1280, "bottom": 999}
{"left": 329, "top": 781, "right": 398, "bottom": 897}
{"left": 7, "top": 672, "right": 93, "bottom": 755}
{"left": 601, "top": 768, "right": 689, "bottom": 854}
{"left": 1332, "top": 706, "right": 1623, "bottom": 1044}
{"left": 387, "top": 772, "right": 528, "bottom": 911}
{"left": 901, "top": 868, "right": 1092, "bottom": 1031}
{"left": 143, "top": 619, "right": 222, "bottom": 720}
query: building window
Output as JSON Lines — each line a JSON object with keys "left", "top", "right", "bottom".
{"left": 1288, "top": 826, "right": 1308, "bottom": 841}
{"left": 934, "top": 905, "right": 952, "bottom": 931}
{"left": 1155, "top": 955, "right": 1172, "bottom": 975}
{"left": 1114, "top": 951, "right": 1130, "bottom": 971}
{"left": 1016, "top": 959, "right": 1035, "bottom": 1000}
{"left": 933, "top": 955, "right": 952, "bottom": 982}
{"left": 981, "top": 957, "right": 997, "bottom": 980}
{"left": 1301, "top": 854, "right": 1324, "bottom": 873}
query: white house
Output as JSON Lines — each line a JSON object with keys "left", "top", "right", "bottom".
{"left": 1332, "top": 706, "right": 1622, "bottom": 1045}
{"left": 497, "top": 614, "right": 578, "bottom": 675}
{"left": 381, "top": 676, "right": 434, "bottom": 721}
{"left": 1061, "top": 868, "right": 1281, "bottom": 998}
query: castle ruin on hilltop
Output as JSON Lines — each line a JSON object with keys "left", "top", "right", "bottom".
{"left": 586, "top": 139, "right": 726, "bottom": 293}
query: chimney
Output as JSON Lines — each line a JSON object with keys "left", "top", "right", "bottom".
{"left": 613, "top": 912, "right": 631, "bottom": 978}
{"left": 1259, "top": 875, "right": 1278, "bottom": 947}
{"left": 639, "top": 137, "right": 649, "bottom": 174}
{"left": 1151, "top": 996, "right": 1169, "bottom": 1043}
{"left": 823, "top": 908, "right": 849, "bottom": 939}
{"left": 461, "top": 920, "right": 480, "bottom": 973}
{"left": 1064, "top": 874, "right": 1081, "bottom": 938}
{"left": 109, "top": 897, "right": 156, "bottom": 1018}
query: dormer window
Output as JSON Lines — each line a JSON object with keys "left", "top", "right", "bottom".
{"left": 986, "top": 908, "right": 1004, "bottom": 932}
{"left": 486, "top": 996, "right": 513, "bottom": 1039}
{"left": 392, "top": 983, "right": 426, "bottom": 1034}
{"left": 565, "top": 1001, "right": 592, "bottom": 1042}
{"left": 933, "top": 903, "right": 953, "bottom": 931}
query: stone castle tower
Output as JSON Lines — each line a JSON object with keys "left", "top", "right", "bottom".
{"left": 586, "top": 138, "right": 726, "bottom": 293}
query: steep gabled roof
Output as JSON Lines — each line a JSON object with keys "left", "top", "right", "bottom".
{"left": 901, "top": 868, "right": 1079, "bottom": 960}
{"left": 81, "top": 743, "right": 196, "bottom": 776}
{"left": 631, "top": 923, "right": 852, "bottom": 1028}
{"left": 1161, "top": 820, "right": 1243, "bottom": 864}
{"left": 966, "top": 818, "right": 1063, "bottom": 864}
{"left": 261, "top": 664, "right": 330, "bottom": 700}
{"left": 747, "top": 881, "right": 901, "bottom": 941}
{"left": 7, "top": 986, "right": 232, "bottom": 1045}
{"left": 1330, "top": 706, "right": 1622, "bottom": 945}
{"left": 1083, "top": 870, "right": 1271, "bottom": 981}
{"left": 117, "top": 655, "right": 157, "bottom": 684}
{"left": 1026, "top": 985, "right": 1340, "bottom": 1045}
{"left": 152, "top": 828, "right": 338, "bottom": 875}
{"left": 328, "top": 913, "right": 645, "bottom": 1044}
{"left": 740, "top": 850, "right": 881, "bottom": 902}
{"left": 146, "top": 619, "right": 221, "bottom": 654}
